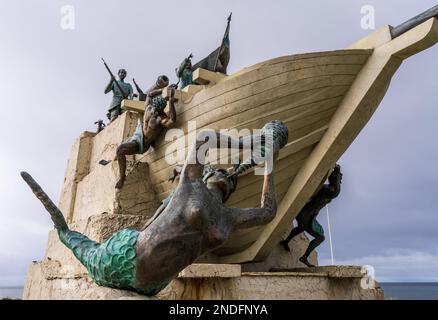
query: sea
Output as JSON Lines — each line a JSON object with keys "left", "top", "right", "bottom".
{"left": 0, "top": 287, "right": 23, "bottom": 300}
{"left": 1, "top": 283, "right": 438, "bottom": 300}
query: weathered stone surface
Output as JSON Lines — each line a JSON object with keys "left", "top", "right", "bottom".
{"left": 58, "top": 132, "right": 95, "bottom": 222}
{"left": 179, "top": 264, "right": 241, "bottom": 278}
{"left": 241, "top": 233, "right": 318, "bottom": 272}
{"left": 192, "top": 68, "right": 227, "bottom": 85}
{"left": 23, "top": 261, "right": 383, "bottom": 300}
{"left": 116, "top": 162, "right": 161, "bottom": 216}
{"left": 72, "top": 162, "right": 119, "bottom": 222}
{"left": 72, "top": 162, "right": 159, "bottom": 224}
{"left": 158, "top": 267, "right": 385, "bottom": 300}
{"left": 84, "top": 213, "right": 149, "bottom": 242}
{"left": 88, "top": 112, "right": 138, "bottom": 173}
{"left": 287, "top": 266, "right": 364, "bottom": 278}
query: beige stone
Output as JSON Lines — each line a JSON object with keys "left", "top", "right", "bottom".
{"left": 193, "top": 68, "right": 227, "bottom": 85}
{"left": 58, "top": 132, "right": 95, "bottom": 222}
{"left": 121, "top": 100, "right": 145, "bottom": 113}
{"left": 348, "top": 26, "right": 393, "bottom": 50}
{"left": 88, "top": 111, "right": 138, "bottom": 173}
{"left": 241, "top": 233, "right": 318, "bottom": 272}
{"left": 23, "top": 261, "right": 383, "bottom": 300}
{"left": 161, "top": 87, "right": 193, "bottom": 103}
{"left": 179, "top": 264, "right": 241, "bottom": 278}
{"left": 182, "top": 84, "right": 205, "bottom": 95}
{"left": 72, "top": 155, "right": 158, "bottom": 224}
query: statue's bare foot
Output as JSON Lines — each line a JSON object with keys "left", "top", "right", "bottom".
{"left": 280, "top": 240, "right": 290, "bottom": 252}
{"left": 299, "top": 257, "right": 315, "bottom": 268}
{"left": 115, "top": 178, "right": 125, "bottom": 189}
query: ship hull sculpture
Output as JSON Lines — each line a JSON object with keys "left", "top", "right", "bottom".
{"left": 22, "top": 122, "right": 288, "bottom": 295}
{"left": 126, "top": 9, "right": 438, "bottom": 263}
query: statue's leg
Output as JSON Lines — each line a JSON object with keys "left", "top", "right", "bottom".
{"left": 228, "top": 164, "right": 277, "bottom": 229}
{"left": 110, "top": 106, "right": 122, "bottom": 122}
{"left": 116, "top": 141, "right": 140, "bottom": 189}
{"left": 280, "top": 225, "right": 304, "bottom": 252}
{"left": 300, "top": 225, "right": 325, "bottom": 268}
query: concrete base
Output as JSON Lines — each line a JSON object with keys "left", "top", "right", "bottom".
{"left": 23, "top": 262, "right": 383, "bottom": 300}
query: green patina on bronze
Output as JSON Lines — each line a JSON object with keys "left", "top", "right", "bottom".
{"left": 59, "top": 228, "right": 139, "bottom": 290}
{"left": 58, "top": 228, "right": 168, "bottom": 295}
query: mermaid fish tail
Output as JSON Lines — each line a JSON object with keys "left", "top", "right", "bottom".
{"left": 20, "top": 172, "right": 140, "bottom": 292}
{"left": 20, "top": 172, "right": 68, "bottom": 232}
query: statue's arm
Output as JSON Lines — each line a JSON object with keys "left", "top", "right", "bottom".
{"left": 229, "top": 163, "right": 277, "bottom": 229}
{"left": 147, "top": 88, "right": 164, "bottom": 97}
{"left": 179, "top": 131, "right": 258, "bottom": 182}
{"left": 104, "top": 79, "right": 114, "bottom": 94}
{"left": 327, "top": 165, "right": 342, "bottom": 197}
{"left": 161, "top": 89, "right": 176, "bottom": 128}
{"left": 128, "top": 84, "right": 134, "bottom": 99}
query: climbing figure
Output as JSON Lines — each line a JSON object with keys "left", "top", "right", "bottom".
{"left": 114, "top": 77, "right": 175, "bottom": 189}
{"left": 280, "top": 164, "right": 343, "bottom": 267}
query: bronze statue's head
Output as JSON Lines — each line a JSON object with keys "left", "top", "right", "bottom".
{"left": 156, "top": 75, "right": 169, "bottom": 88}
{"left": 151, "top": 96, "right": 167, "bottom": 111}
{"left": 203, "top": 166, "right": 237, "bottom": 203}
{"left": 185, "top": 58, "right": 192, "bottom": 70}
{"left": 118, "top": 69, "right": 127, "bottom": 80}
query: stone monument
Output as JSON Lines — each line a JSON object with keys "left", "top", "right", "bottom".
{"left": 22, "top": 6, "right": 438, "bottom": 299}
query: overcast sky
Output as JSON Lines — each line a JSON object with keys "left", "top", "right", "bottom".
{"left": 1, "top": 0, "right": 438, "bottom": 286}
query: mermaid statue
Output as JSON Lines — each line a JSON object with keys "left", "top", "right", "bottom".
{"left": 21, "top": 121, "right": 288, "bottom": 295}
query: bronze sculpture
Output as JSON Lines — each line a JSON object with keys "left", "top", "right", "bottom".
{"left": 21, "top": 121, "right": 288, "bottom": 295}
{"left": 103, "top": 60, "right": 134, "bottom": 122}
{"left": 280, "top": 165, "right": 343, "bottom": 267}
{"left": 193, "top": 13, "right": 232, "bottom": 75}
{"left": 175, "top": 13, "right": 231, "bottom": 87}
{"left": 94, "top": 120, "right": 106, "bottom": 133}
{"left": 115, "top": 76, "right": 174, "bottom": 189}
{"left": 133, "top": 78, "right": 147, "bottom": 102}
{"left": 176, "top": 53, "right": 194, "bottom": 90}
{"left": 142, "top": 163, "right": 239, "bottom": 230}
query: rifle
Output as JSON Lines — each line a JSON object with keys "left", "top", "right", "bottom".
{"left": 132, "top": 78, "right": 144, "bottom": 95}
{"left": 213, "top": 13, "right": 232, "bottom": 72}
{"left": 101, "top": 58, "right": 128, "bottom": 99}
{"left": 133, "top": 78, "right": 146, "bottom": 101}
